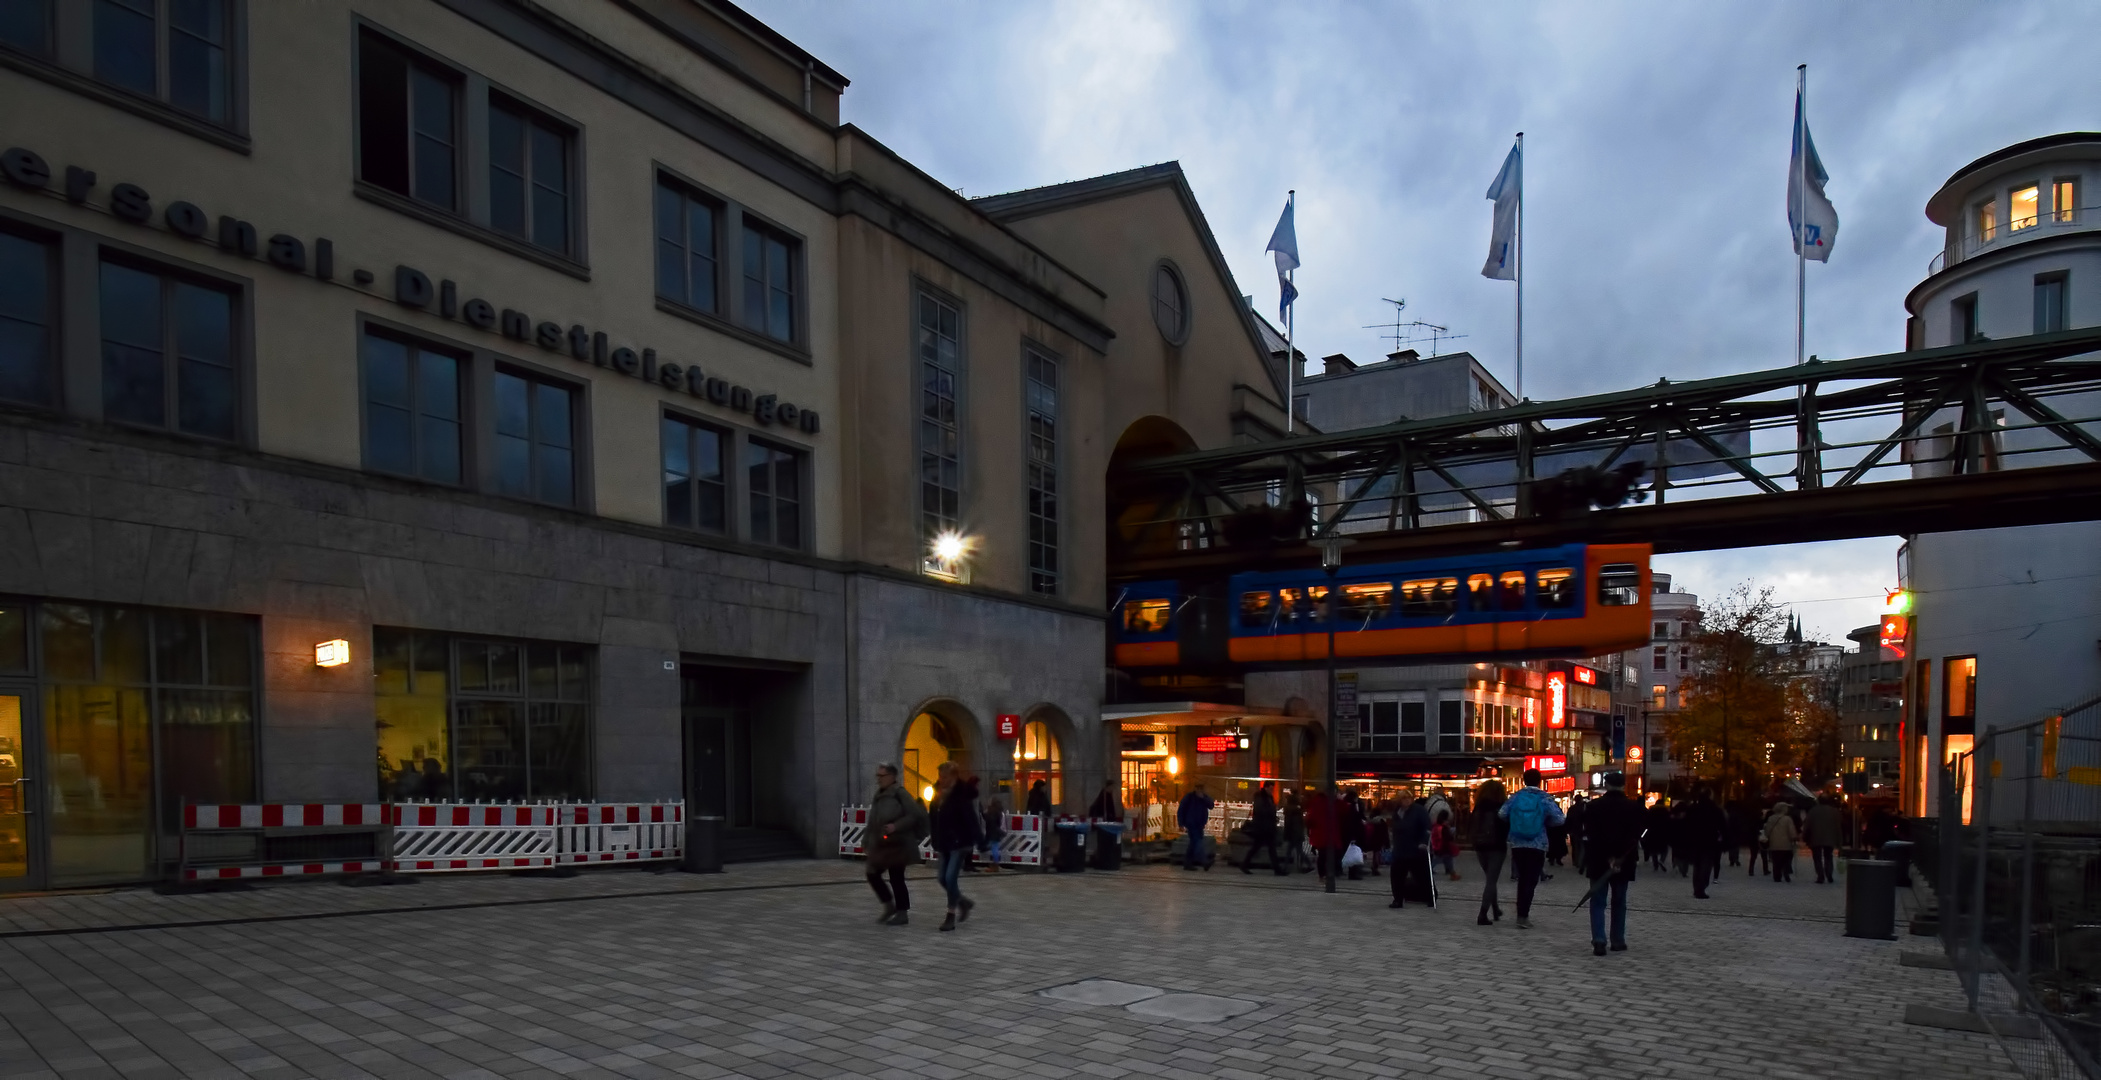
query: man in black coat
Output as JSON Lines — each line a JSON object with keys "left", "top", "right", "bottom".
{"left": 1389, "top": 796, "right": 1432, "bottom": 909}
{"left": 1241, "top": 783, "right": 1282, "bottom": 874}
{"left": 1580, "top": 772, "right": 1646, "bottom": 956}
{"left": 1680, "top": 786, "right": 1730, "bottom": 899}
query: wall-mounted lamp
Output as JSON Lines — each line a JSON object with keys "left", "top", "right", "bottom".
{"left": 315, "top": 639, "right": 352, "bottom": 668}
{"left": 1165, "top": 755, "right": 1181, "bottom": 776}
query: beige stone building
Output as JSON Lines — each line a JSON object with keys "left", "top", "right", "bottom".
{"left": 0, "top": 0, "right": 1285, "bottom": 887}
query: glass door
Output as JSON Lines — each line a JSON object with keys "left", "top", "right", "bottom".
{"left": 0, "top": 690, "right": 43, "bottom": 892}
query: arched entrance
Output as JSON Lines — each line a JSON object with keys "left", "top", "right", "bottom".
{"left": 1108, "top": 416, "right": 1201, "bottom": 560}
{"left": 1013, "top": 720, "right": 1062, "bottom": 810}
{"left": 901, "top": 703, "right": 975, "bottom": 805}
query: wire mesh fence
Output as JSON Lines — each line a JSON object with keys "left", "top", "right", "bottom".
{"left": 1931, "top": 694, "right": 2101, "bottom": 1078}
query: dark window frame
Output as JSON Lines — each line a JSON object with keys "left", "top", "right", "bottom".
{"left": 1952, "top": 292, "right": 1980, "bottom": 344}
{"left": 1023, "top": 342, "right": 1059, "bottom": 595}
{"left": 653, "top": 171, "right": 723, "bottom": 317}
{"left": 358, "top": 324, "right": 468, "bottom": 487}
{"left": 916, "top": 284, "right": 964, "bottom": 574}
{"left": 739, "top": 212, "right": 801, "bottom": 344}
{"left": 2034, "top": 271, "right": 2068, "bottom": 335}
{"left": 0, "top": 219, "right": 62, "bottom": 409}
{"left": 660, "top": 407, "right": 730, "bottom": 535}
{"left": 487, "top": 91, "right": 574, "bottom": 256}
{"left": 95, "top": 248, "right": 245, "bottom": 444}
{"left": 1150, "top": 258, "right": 1189, "bottom": 345}
{"left": 0, "top": 0, "right": 250, "bottom": 151}
{"left": 743, "top": 434, "right": 806, "bottom": 551}
{"left": 648, "top": 163, "right": 812, "bottom": 365}
{"left": 489, "top": 361, "right": 584, "bottom": 510}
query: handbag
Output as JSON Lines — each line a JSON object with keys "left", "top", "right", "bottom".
{"left": 1341, "top": 843, "right": 1365, "bottom": 869}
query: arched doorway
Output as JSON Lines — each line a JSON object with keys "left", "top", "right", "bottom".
{"left": 902, "top": 705, "right": 973, "bottom": 805}
{"left": 1108, "top": 416, "right": 1201, "bottom": 560}
{"left": 1013, "top": 719, "right": 1063, "bottom": 811}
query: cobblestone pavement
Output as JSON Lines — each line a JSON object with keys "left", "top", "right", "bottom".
{"left": 0, "top": 854, "right": 2014, "bottom": 1079}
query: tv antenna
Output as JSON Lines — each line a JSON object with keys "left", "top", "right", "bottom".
{"left": 1362, "top": 298, "right": 1469, "bottom": 358}
{"left": 1363, "top": 298, "right": 1408, "bottom": 353}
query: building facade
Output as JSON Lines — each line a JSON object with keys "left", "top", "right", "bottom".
{"left": 0, "top": 0, "right": 1286, "bottom": 889}
{"left": 1899, "top": 131, "right": 2101, "bottom": 818}
{"left": 1840, "top": 623, "right": 1903, "bottom": 791}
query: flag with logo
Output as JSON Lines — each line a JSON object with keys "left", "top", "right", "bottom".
{"left": 1481, "top": 140, "right": 1521, "bottom": 280}
{"left": 1266, "top": 198, "right": 1299, "bottom": 319}
{"left": 1789, "top": 89, "right": 1838, "bottom": 261}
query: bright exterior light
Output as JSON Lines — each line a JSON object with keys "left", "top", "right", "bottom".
{"left": 922, "top": 784, "right": 936, "bottom": 803}
{"left": 315, "top": 639, "right": 351, "bottom": 668}
{"left": 1165, "top": 755, "right": 1181, "bottom": 776}
{"left": 933, "top": 531, "right": 968, "bottom": 562}
{"left": 1883, "top": 588, "right": 1911, "bottom": 614}
{"left": 1628, "top": 746, "right": 1645, "bottom": 762}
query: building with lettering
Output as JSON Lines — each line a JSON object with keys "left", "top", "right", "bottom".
{"left": 0, "top": 0, "right": 1287, "bottom": 887}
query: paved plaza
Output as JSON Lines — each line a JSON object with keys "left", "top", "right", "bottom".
{"left": 0, "top": 855, "right": 2014, "bottom": 1080}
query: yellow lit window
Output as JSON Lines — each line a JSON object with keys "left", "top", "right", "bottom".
{"left": 1238, "top": 590, "right": 1274, "bottom": 629}
{"left": 1278, "top": 585, "right": 1328, "bottom": 624}
{"left": 1497, "top": 571, "right": 1527, "bottom": 611}
{"left": 1653, "top": 685, "right": 1666, "bottom": 709}
{"left": 1977, "top": 199, "right": 1998, "bottom": 242}
{"left": 2011, "top": 185, "right": 2039, "bottom": 230}
{"left": 2055, "top": 179, "right": 2078, "bottom": 224}
{"left": 1535, "top": 568, "right": 1576, "bottom": 609}
{"left": 1401, "top": 577, "right": 1459, "bottom": 617}
{"left": 1123, "top": 598, "right": 1171, "bottom": 634}
{"left": 1946, "top": 656, "right": 1976, "bottom": 720}
{"left": 1466, "top": 573, "right": 1495, "bottom": 612}
{"left": 1340, "top": 582, "right": 1393, "bottom": 622}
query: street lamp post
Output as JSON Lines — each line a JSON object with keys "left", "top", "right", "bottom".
{"left": 1310, "top": 535, "right": 1354, "bottom": 893}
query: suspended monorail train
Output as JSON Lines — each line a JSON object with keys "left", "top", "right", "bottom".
{"left": 1111, "top": 543, "right": 1652, "bottom": 671}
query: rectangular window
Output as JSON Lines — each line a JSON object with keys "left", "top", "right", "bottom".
{"left": 1652, "top": 646, "right": 1667, "bottom": 671}
{"left": 741, "top": 218, "right": 797, "bottom": 342}
{"left": 488, "top": 96, "right": 572, "bottom": 254}
{"left": 361, "top": 329, "right": 462, "bottom": 485}
{"left": 1976, "top": 198, "right": 1997, "bottom": 243}
{"left": 2, "top": 0, "right": 53, "bottom": 55}
{"left": 1497, "top": 570, "right": 1527, "bottom": 611}
{"left": 1679, "top": 650, "right": 1690, "bottom": 671}
{"left": 1943, "top": 655, "right": 1976, "bottom": 735}
{"left": 918, "top": 292, "right": 962, "bottom": 565}
{"left": 1653, "top": 684, "right": 1666, "bottom": 709}
{"left": 2011, "top": 184, "right": 2040, "bottom": 231}
{"left": 1534, "top": 568, "right": 1576, "bottom": 609}
{"left": 1238, "top": 590, "right": 1273, "bottom": 629}
{"left": 1596, "top": 563, "right": 1640, "bottom": 606}
{"left": 1400, "top": 578, "right": 1458, "bottom": 617}
{"left": 1952, "top": 294, "right": 1979, "bottom": 344}
{"left": 492, "top": 368, "right": 575, "bottom": 507}
{"left": 1438, "top": 700, "right": 1462, "bottom": 753}
{"left": 1122, "top": 599, "right": 1170, "bottom": 635}
{"left": 2054, "top": 179, "right": 2079, "bottom": 224}
{"left": 374, "top": 629, "right": 591, "bottom": 801}
{"left": 745, "top": 438, "right": 802, "bottom": 549}
{"left": 1340, "top": 582, "right": 1393, "bottom": 623}
{"left": 1466, "top": 573, "right": 1494, "bottom": 612}
{"left": 1403, "top": 701, "right": 1427, "bottom": 753}
{"left": 99, "top": 258, "right": 238, "bottom": 440}
{"left": 358, "top": 28, "right": 459, "bottom": 211}
{"left": 654, "top": 177, "right": 719, "bottom": 314}
{"left": 661, "top": 413, "right": 727, "bottom": 533}
{"left": 2036, "top": 273, "right": 2068, "bottom": 334}
{"left": 0, "top": 229, "right": 57, "bottom": 406}
{"left": 1025, "top": 348, "right": 1059, "bottom": 594}
{"left": 1654, "top": 621, "right": 1669, "bottom": 639}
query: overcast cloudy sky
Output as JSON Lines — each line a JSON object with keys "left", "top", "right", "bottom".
{"left": 754, "top": 0, "right": 2100, "bottom": 639}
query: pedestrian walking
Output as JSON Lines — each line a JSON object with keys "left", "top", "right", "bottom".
{"left": 1282, "top": 790, "right": 1308, "bottom": 874}
{"left": 865, "top": 763, "right": 927, "bottom": 926}
{"left": 1643, "top": 800, "right": 1670, "bottom": 871}
{"left": 1566, "top": 794, "right": 1590, "bottom": 870}
{"left": 1580, "top": 771, "right": 1645, "bottom": 955}
{"left": 929, "top": 762, "right": 982, "bottom": 931}
{"left": 1178, "top": 783, "right": 1215, "bottom": 870}
{"left": 1432, "top": 809, "right": 1461, "bottom": 881}
{"left": 1242, "top": 783, "right": 1283, "bottom": 874}
{"left": 1472, "top": 779, "right": 1509, "bottom": 924}
{"left": 1339, "top": 792, "right": 1367, "bottom": 880}
{"left": 1805, "top": 796, "right": 1843, "bottom": 884}
{"left": 1764, "top": 802, "right": 1799, "bottom": 882}
{"left": 1307, "top": 786, "right": 1343, "bottom": 892}
{"left": 1366, "top": 800, "right": 1392, "bottom": 877}
{"left": 979, "top": 796, "right": 1006, "bottom": 872}
{"left": 1389, "top": 795, "right": 1431, "bottom": 908}
{"left": 1680, "top": 786, "right": 1728, "bottom": 899}
{"left": 1498, "top": 768, "right": 1565, "bottom": 928}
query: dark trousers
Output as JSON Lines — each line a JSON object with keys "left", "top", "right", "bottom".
{"left": 1512, "top": 847, "right": 1546, "bottom": 918}
{"left": 1692, "top": 851, "right": 1717, "bottom": 896}
{"left": 1477, "top": 847, "right": 1507, "bottom": 918}
{"left": 936, "top": 849, "right": 968, "bottom": 909}
{"left": 1748, "top": 845, "right": 1767, "bottom": 875}
{"left": 1588, "top": 876, "right": 1630, "bottom": 945}
{"left": 866, "top": 865, "right": 909, "bottom": 911}
{"left": 1183, "top": 833, "right": 1207, "bottom": 868}
{"left": 1390, "top": 848, "right": 1427, "bottom": 906}
{"left": 1242, "top": 835, "right": 1280, "bottom": 872}
{"left": 1771, "top": 849, "right": 1795, "bottom": 882}
{"left": 1727, "top": 843, "right": 1741, "bottom": 866}
{"left": 1811, "top": 846, "right": 1835, "bottom": 882}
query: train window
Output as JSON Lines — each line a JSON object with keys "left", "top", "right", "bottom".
{"left": 1535, "top": 568, "right": 1576, "bottom": 609}
{"left": 1239, "top": 590, "right": 1274, "bottom": 629}
{"left": 1466, "top": 574, "right": 1495, "bottom": 612}
{"left": 1123, "top": 598, "right": 1171, "bottom": 635}
{"left": 1498, "top": 571, "right": 1528, "bottom": 611}
{"left": 1341, "top": 582, "right": 1394, "bottom": 622}
{"left": 1279, "top": 585, "right": 1329, "bottom": 624}
{"left": 1401, "top": 577, "right": 1459, "bottom": 617}
{"left": 1598, "top": 563, "right": 1641, "bottom": 606}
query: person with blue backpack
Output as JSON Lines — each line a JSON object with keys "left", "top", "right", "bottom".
{"left": 1498, "top": 768, "right": 1566, "bottom": 928}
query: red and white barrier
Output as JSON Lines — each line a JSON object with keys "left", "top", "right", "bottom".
{"left": 557, "top": 802, "right": 684, "bottom": 864}
{"left": 183, "top": 804, "right": 386, "bottom": 829}
{"left": 837, "top": 806, "right": 1044, "bottom": 867}
{"left": 390, "top": 804, "right": 558, "bottom": 872}
{"left": 184, "top": 860, "right": 390, "bottom": 881}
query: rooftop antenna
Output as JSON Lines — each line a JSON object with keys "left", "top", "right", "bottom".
{"left": 1362, "top": 298, "right": 1409, "bottom": 354}
{"left": 1396, "top": 320, "right": 1468, "bottom": 358}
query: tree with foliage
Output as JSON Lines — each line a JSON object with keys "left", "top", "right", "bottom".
{"left": 1661, "top": 585, "right": 1792, "bottom": 798}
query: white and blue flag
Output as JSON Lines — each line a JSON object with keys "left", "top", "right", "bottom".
{"left": 1265, "top": 198, "right": 1299, "bottom": 319}
{"left": 1789, "top": 89, "right": 1838, "bottom": 261}
{"left": 1481, "top": 140, "right": 1521, "bottom": 280}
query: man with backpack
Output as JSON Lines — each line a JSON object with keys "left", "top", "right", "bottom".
{"left": 1498, "top": 768, "right": 1566, "bottom": 928}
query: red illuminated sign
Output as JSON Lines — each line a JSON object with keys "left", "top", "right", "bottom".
{"left": 1195, "top": 734, "right": 1240, "bottom": 753}
{"left": 1525, "top": 754, "right": 1568, "bottom": 774}
{"left": 1545, "top": 672, "right": 1568, "bottom": 728}
{"left": 1880, "top": 614, "right": 1909, "bottom": 659}
{"left": 1571, "top": 665, "right": 1596, "bottom": 685}
{"left": 996, "top": 714, "right": 1021, "bottom": 740}
{"left": 1543, "top": 776, "right": 1576, "bottom": 794}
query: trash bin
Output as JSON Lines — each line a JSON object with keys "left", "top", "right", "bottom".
{"left": 1089, "top": 822, "right": 1124, "bottom": 870}
{"left": 1053, "top": 821, "right": 1088, "bottom": 873}
{"left": 1880, "top": 840, "right": 1915, "bottom": 887}
{"left": 1844, "top": 858, "right": 1897, "bottom": 940}
{"left": 685, "top": 813, "right": 724, "bottom": 873}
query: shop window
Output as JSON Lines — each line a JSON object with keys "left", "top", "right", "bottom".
{"left": 0, "top": 229, "right": 57, "bottom": 407}
{"left": 488, "top": 95, "right": 573, "bottom": 255}
{"left": 99, "top": 258, "right": 239, "bottom": 441}
{"left": 492, "top": 368, "right": 576, "bottom": 507}
{"left": 1025, "top": 348, "right": 1059, "bottom": 595}
{"left": 741, "top": 217, "right": 797, "bottom": 342}
{"left": 655, "top": 176, "right": 721, "bottom": 315}
{"left": 1014, "top": 720, "right": 1062, "bottom": 807}
{"left": 661, "top": 413, "right": 727, "bottom": 533}
{"left": 745, "top": 438, "right": 803, "bottom": 550}
{"left": 1400, "top": 577, "right": 1458, "bottom": 617}
{"left": 357, "top": 28, "right": 459, "bottom": 211}
{"left": 1535, "top": 568, "right": 1576, "bottom": 609}
{"left": 361, "top": 329, "right": 463, "bottom": 485}
{"left": 1943, "top": 655, "right": 1976, "bottom": 735}
{"left": 374, "top": 629, "right": 591, "bottom": 801}
{"left": 1239, "top": 590, "right": 1274, "bottom": 629}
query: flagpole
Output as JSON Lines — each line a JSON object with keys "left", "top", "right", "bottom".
{"left": 1285, "top": 189, "right": 1296, "bottom": 434}
{"left": 1514, "top": 132, "right": 1524, "bottom": 401}
{"left": 1795, "top": 66, "right": 1806, "bottom": 369}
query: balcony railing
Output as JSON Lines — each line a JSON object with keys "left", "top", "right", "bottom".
{"left": 1929, "top": 203, "right": 2100, "bottom": 275}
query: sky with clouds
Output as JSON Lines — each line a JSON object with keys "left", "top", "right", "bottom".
{"left": 753, "top": 0, "right": 2100, "bottom": 640}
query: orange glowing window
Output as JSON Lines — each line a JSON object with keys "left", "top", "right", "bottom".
{"left": 1341, "top": 582, "right": 1394, "bottom": 622}
{"left": 1123, "top": 599, "right": 1171, "bottom": 635}
{"left": 1466, "top": 574, "right": 1496, "bottom": 612}
{"left": 1239, "top": 590, "right": 1274, "bottom": 629}
{"left": 1498, "top": 571, "right": 1528, "bottom": 611}
{"left": 1535, "top": 568, "right": 1576, "bottom": 609}
{"left": 1401, "top": 577, "right": 1459, "bottom": 617}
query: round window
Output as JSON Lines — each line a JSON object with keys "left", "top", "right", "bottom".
{"left": 1151, "top": 261, "right": 1188, "bottom": 344}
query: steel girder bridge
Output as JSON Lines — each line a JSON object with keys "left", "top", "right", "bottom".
{"left": 1108, "top": 327, "right": 2101, "bottom": 579}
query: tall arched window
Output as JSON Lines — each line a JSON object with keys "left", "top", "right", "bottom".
{"left": 1013, "top": 719, "right": 1062, "bottom": 806}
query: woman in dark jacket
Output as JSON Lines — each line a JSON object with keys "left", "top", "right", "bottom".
{"left": 1282, "top": 791, "right": 1307, "bottom": 873}
{"left": 1472, "top": 780, "right": 1509, "bottom": 925}
{"left": 929, "top": 761, "right": 983, "bottom": 932}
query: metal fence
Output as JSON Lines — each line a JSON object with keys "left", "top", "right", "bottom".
{"left": 1933, "top": 694, "right": 2101, "bottom": 1078}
